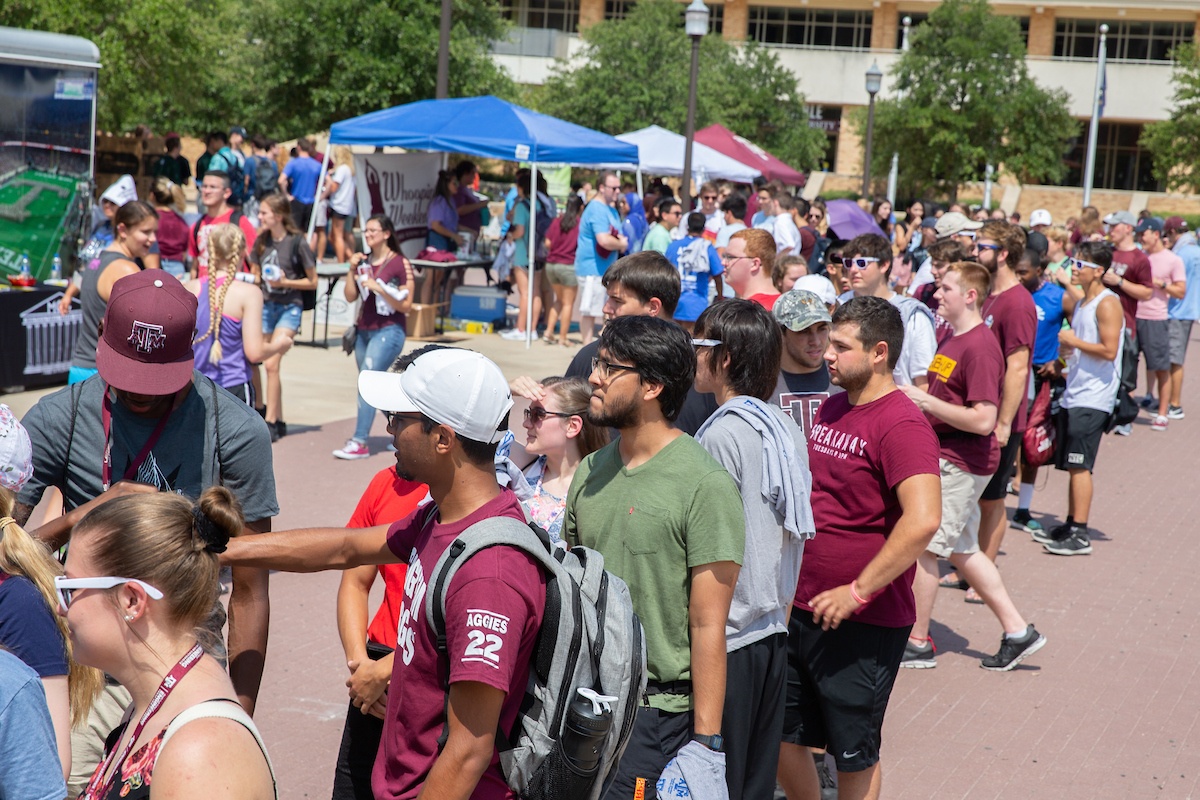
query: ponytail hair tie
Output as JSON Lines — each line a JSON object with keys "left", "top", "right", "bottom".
{"left": 192, "top": 506, "right": 227, "bottom": 553}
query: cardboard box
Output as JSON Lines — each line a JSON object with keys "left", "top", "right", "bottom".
{"left": 408, "top": 303, "right": 440, "bottom": 338}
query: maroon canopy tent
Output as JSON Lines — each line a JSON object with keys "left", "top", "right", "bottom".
{"left": 694, "top": 124, "right": 806, "bottom": 186}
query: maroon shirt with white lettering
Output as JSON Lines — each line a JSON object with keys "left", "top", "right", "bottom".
{"left": 796, "top": 390, "right": 939, "bottom": 628}
{"left": 374, "top": 490, "right": 546, "bottom": 800}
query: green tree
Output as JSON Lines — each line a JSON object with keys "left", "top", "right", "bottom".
{"left": 243, "top": 0, "right": 514, "bottom": 139}
{"left": 536, "top": 0, "right": 825, "bottom": 170}
{"left": 852, "top": 0, "right": 1079, "bottom": 201}
{"left": 1141, "top": 44, "right": 1200, "bottom": 193}
{"left": 0, "top": 0, "right": 249, "bottom": 133}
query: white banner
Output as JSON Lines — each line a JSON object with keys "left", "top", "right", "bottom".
{"left": 353, "top": 152, "right": 441, "bottom": 259}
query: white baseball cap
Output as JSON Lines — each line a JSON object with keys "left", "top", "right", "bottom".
{"left": 792, "top": 274, "right": 839, "bottom": 306}
{"left": 0, "top": 404, "right": 33, "bottom": 492}
{"left": 1029, "top": 209, "right": 1052, "bottom": 228}
{"left": 99, "top": 174, "right": 138, "bottom": 207}
{"left": 358, "top": 349, "right": 513, "bottom": 444}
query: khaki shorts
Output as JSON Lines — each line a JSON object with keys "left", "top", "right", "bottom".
{"left": 927, "top": 459, "right": 991, "bottom": 558}
{"left": 545, "top": 261, "right": 578, "bottom": 288}
{"left": 579, "top": 275, "right": 607, "bottom": 317}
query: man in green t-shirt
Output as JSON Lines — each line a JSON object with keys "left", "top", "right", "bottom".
{"left": 643, "top": 197, "right": 682, "bottom": 255}
{"left": 565, "top": 314, "right": 744, "bottom": 800}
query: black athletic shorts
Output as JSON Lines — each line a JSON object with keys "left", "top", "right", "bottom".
{"left": 782, "top": 612, "right": 910, "bottom": 773}
{"left": 981, "top": 431, "right": 1023, "bottom": 501}
{"left": 1055, "top": 407, "right": 1107, "bottom": 473}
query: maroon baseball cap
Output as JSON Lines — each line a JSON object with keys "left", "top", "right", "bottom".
{"left": 95, "top": 271, "right": 198, "bottom": 395}
{"left": 1165, "top": 216, "right": 1189, "bottom": 233}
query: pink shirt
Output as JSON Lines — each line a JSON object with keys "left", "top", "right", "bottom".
{"left": 1138, "top": 248, "right": 1186, "bottom": 321}
{"left": 374, "top": 490, "right": 546, "bottom": 800}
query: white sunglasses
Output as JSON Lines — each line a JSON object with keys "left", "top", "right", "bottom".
{"left": 54, "top": 575, "right": 164, "bottom": 611}
{"left": 691, "top": 338, "right": 722, "bottom": 348}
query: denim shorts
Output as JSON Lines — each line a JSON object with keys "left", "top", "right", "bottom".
{"left": 263, "top": 302, "right": 303, "bottom": 334}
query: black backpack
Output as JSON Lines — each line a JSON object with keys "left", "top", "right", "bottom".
{"left": 254, "top": 157, "right": 280, "bottom": 200}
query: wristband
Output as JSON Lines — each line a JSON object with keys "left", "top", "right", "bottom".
{"left": 849, "top": 580, "right": 870, "bottom": 607}
{"left": 236, "top": 272, "right": 256, "bottom": 284}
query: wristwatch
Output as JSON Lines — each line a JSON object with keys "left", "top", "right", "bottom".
{"left": 691, "top": 733, "right": 724, "bottom": 752}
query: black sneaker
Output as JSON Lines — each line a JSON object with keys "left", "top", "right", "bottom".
{"left": 275, "top": 420, "right": 287, "bottom": 437}
{"left": 1043, "top": 531, "right": 1092, "bottom": 556}
{"left": 813, "top": 753, "right": 837, "bottom": 800}
{"left": 1011, "top": 509, "right": 1043, "bottom": 535}
{"left": 1031, "top": 522, "right": 1069, "bottom": 545}
{"left": 267, "top": 422, "right": 280, "bottom": 443}
{"left": 981, "top": 625, "right": 1046, "bottom": 671}
{"left": 900, "top": 637, "right": 936, "bottom": 669}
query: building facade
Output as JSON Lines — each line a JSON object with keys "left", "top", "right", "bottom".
{"left": 493, "top": 0, "right": 1200, "bottom": 193}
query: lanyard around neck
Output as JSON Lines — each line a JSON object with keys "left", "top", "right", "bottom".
{"left": 101, "top": 386, "right": 179, "bottom": 491}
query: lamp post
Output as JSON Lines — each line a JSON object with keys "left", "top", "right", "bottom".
{"left": 1082, "top": 24, "right": 1109, "bottom": 208}
{"left": 681, "top": 0, "right": 708, "bottom": 212}
{"left": 886, "top": 16, "right": 912, "bottom": 206}
{"left": 861, "top": 62, "right": 883, "bottom": 199}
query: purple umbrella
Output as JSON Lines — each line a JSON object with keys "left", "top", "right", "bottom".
{"left": 825, "top": 199, "right": 886, "bottom": 241}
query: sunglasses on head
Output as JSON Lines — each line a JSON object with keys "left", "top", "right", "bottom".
{"left": 842, "top": 257, "right": 879, "bottom": 270}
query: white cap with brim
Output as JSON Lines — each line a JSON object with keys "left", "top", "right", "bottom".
{"left": 358, "top": 349, "right": 513, "bottom": 444}
{"left": 100, "top": 174, "right": 138, "bottom": 207}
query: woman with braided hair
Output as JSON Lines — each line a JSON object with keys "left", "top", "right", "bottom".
{"left": 64, "top": 487, "right": 276, "bottom": 799}
{"left": 186, "top": 224, "right": 292, "bottom": 407}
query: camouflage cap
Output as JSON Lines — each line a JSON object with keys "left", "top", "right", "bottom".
{"left": 772, "top": 289, "right": 832, "bottom": 332}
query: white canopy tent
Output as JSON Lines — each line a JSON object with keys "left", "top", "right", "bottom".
{"left": 606, "top": 125, "right": 763, "bottom": 188}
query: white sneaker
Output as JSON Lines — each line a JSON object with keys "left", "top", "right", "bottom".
{"left": 500, "top": 328, "right": 528, "bottom": 341}
{"left": 1112, "top": 423, "right": 1133, "bottom": 436}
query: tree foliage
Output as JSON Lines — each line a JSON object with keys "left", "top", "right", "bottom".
{"left": 0, "top": 0, "right": 512, "bottom": 138}
{"left": 536, "top": 0, "right": 826, "bottom": 171}
{"left": 1141, "top": 44, "right": 1200, "bottom": 193}
{"left": 853, "top": 0, "right": 1079, "bottom": 201}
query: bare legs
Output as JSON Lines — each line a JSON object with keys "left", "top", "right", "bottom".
{"left": 512, "top": 266, "right": 542, "bottom": 334}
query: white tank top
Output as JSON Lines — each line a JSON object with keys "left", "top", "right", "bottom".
{"left": 1062, "top": 288, "right": 1122, "bottom": 412}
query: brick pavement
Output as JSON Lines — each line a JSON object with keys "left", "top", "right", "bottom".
{"left": 6, "top": 316, "right": 1200, "bottom": 798}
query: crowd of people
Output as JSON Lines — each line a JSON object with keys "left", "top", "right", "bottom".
{"left": 3, "top": 137, "right": 1199, "bottom": 800}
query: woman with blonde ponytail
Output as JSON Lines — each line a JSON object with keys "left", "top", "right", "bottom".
{"left": 0, "top": 405, "right": 102, "bottom": 781}
{"left": 186, "top": 224, "right": 293, "bottom": 406}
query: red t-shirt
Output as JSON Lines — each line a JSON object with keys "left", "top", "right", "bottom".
{"left": 374, "top": 490, "right": 546, "bottom": 800}
{"left": 982, "top": 285, "right": 1037, "bottom": 433}
{"left": 187, "top": 207, "right": 258, "bottom": 277}
{"left": 796, "top": 390, "right": 940, "bottom": 628}
{"left": 545, "top": 217, "right": 581, "bottom": 266}
{"left": 748, "top": 292, "right": 781, "bottom": 311}
{"left": 1110, "top": 248, "right": 1153, "bottom": 331}
{"left": 346, "top": 467, "right": 428, "bottom": 648}
{"left": 926, "top": 324, "right": 1004, "bottom": 476}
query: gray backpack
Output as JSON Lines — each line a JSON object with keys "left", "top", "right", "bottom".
{"left": 426, "top": 516, "right": 646, "bottom": 800}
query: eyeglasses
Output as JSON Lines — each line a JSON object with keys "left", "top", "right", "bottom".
{"left": 691, "top": 338, "right": 722, "bottom": 348}
{"left": 523, "top": 407, "right": 575, "bottom": 423}
{"left": 54, "top": 575, "right": 163, "bottom": 611}
{"left": 807, "top": 214, "right": 823, "bottom": 222}
{"left": 956, "top": 231, "right": 978, "bottom": 241}
{"left": 702, "top": 195, "right": 718, "bottom": 201}
{"left": 973, "top": 243, "right": 1001, "bottom": 253}
{"left": 842, "top": 257, "right": 879, "bottom": 271}
{"left": 591, "top": 356, "right": 639, "bottom": 380}
{"left": 364, "top": 227, "right": 384, "bottom": 235}
{"left": 721, "top": 254, "right": 750, "bottom": 264}
{"left": 1070, "top": 257, "right": 1105, "bottom": 272}
{"left": 385, "top": 411, "right": 425, "bottom": 429}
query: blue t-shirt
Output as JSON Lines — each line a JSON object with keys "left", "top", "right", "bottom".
{"left": 665, "top": 235, "right": 723, "bottom": 322}
{"left": 575, "top": 200, "right": 620, "bottom": 278}
{"left": 0, "top": 650, "right": 65, "bottom": 800}
{"left": 283, "top": 156, "right": 322, "bottom": 204}
{"left": 1169, "top": 236, "right": 1200, "bottom": 322}
{"left": 0, "top": 574, "right": 68, "bottom": 678}
{"left": 1031, "top": 281, "right": 1067, "bottom": 365}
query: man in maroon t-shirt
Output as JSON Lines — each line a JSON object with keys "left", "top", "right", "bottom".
{"left": 222, "top": 348, "right": 547, "bottom": 800}
{"left": 897, "top": 264, "right": 1047, "bottom": 672}
{"left": 786, "top": 296, "right": 941, "bottom": 800}
{"left": 1101, "top": 210, "right": 1154, "bottom": 436}
{"left": 973, "top": 221, "right": 1037, "bottom": 571}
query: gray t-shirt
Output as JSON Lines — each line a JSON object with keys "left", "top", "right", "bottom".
{"left": 698, "top": 406, "right": 810, "bottom": 651}
{"left": 19, "top": 373, "right": 278, "bottom": 523}
{"left": 253, "top": 233, "right": 316, "bottom": 308}
{"left": 0, "top": 650, "right": 65, "bottom": 800}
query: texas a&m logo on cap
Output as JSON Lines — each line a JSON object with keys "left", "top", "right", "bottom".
{"left": 128, "top": 320, "right": 167, "bottom": 353}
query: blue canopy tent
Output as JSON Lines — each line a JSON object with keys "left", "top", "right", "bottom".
{"left": 324, "top": 96, "right": 640, "bottom": 345}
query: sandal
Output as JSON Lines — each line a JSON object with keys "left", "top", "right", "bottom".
{"left": 938, "top": 576, "right": 969, "bottom": 590}
{"left": 542, "top": 334, "right": 556, "bottom": 345}
{"left": 964, "top": 587, "right": 985, "bottom": 605}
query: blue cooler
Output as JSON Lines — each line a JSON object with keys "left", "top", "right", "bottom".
{"left": 450, "top": 286, "right": 508, "bottom": 324}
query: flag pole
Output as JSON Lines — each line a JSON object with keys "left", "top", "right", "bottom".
{"left": 1082, "top": 24, "right": 1109, "bottom": 208}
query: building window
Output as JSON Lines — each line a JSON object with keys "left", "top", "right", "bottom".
{"left": 897, "top": 13, "right": 1028, "bottom": 49}
{"left": 807, "top": 105, "right": 841, "bottom": 172}
{"left": 1062, "top": 122, "right": 1161, "bottom": 192}
{"left": 749, "top": 8, "right": 872, "bottom": 49}
{"left": 501, "top": 0, "right": 580, "bottom": 33}
{"left": 1055, "top": 20, "right": 1193, "bottom": 62}
{"left": 604, "top": 2, "right": 723, "bottom": 34}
